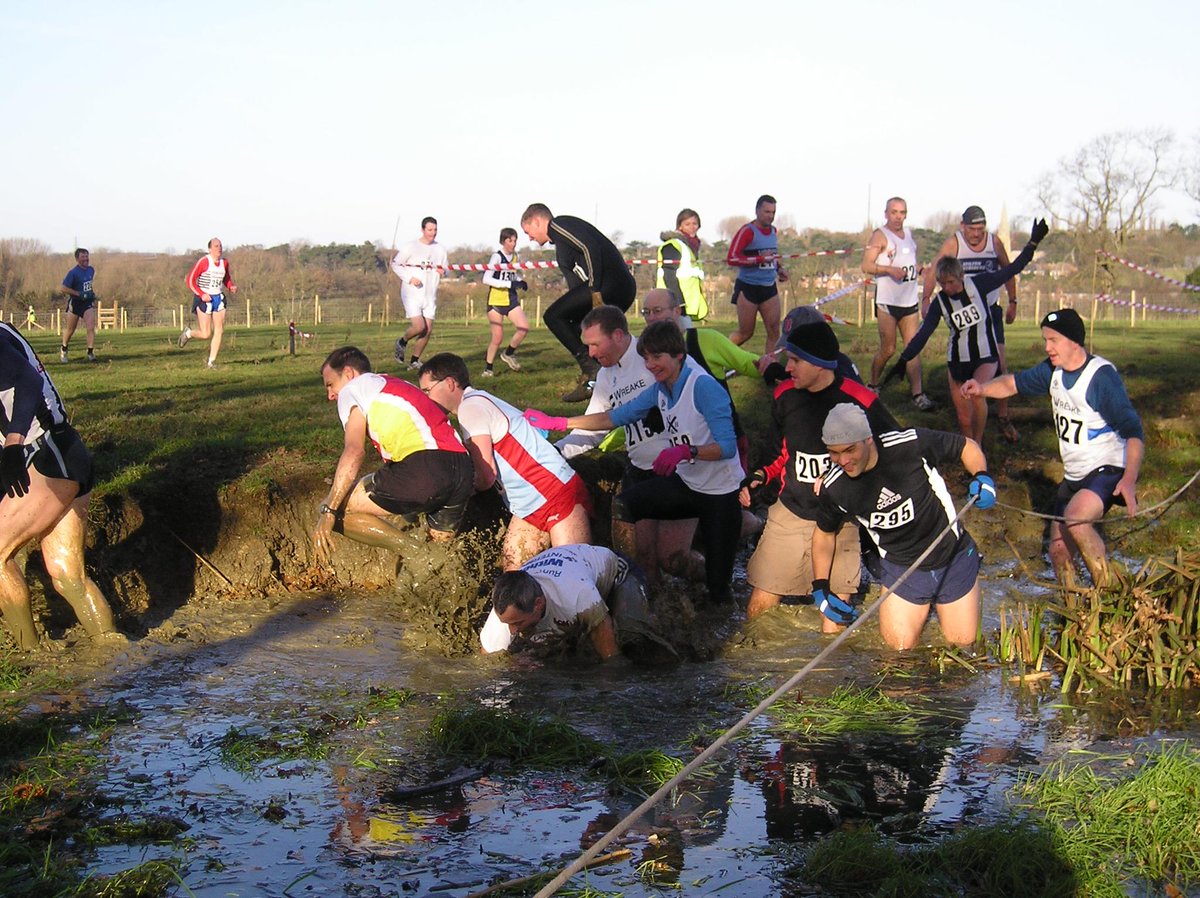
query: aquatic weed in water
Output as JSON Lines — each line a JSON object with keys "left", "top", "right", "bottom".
{"left": 768, "top": 684, "right": 935, "bottom": 739}
{"left": 427, "top": 704, "right": 603, "bottom": 766}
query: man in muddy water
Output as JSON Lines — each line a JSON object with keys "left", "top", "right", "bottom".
{"left": 741, "top": 313, "right": 897, "bottom": 630}
{"left": 0, "top": 322, "right": 123, "bottom": 650}
{"left": 314, "top": 346, "right": 475, "bottom": 565}
{"left": 479, "top": 544, "right": 664, "bottom": 660}
{"left": 556, "top": 304, "right": 703, "bottom": 583}
{"left": 813, "top": 403, "right": 996, "bottom": 650}
{"left": 960, "top": 308, "right": 1143, "bottom": 588}
{"left": 418, "top": 353, "right": 592, "bottom": 571}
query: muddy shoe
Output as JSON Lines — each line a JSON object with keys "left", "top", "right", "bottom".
{"left": 500, "top": 351, "right": 521, "bottom": 371}
{"left": 560, "top": 374, "right": 594, "bottom": 403}
{"left": 998, "top": 416, "right": 1020, "bottom": 443}
{"left": 912, "top": 392, "right": 936, "bottom": 411}
{"left": 177, "top": 329, "right": 191, "bottom": 348}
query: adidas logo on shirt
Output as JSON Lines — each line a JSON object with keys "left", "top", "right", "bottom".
{"left": 876, "top": 487, "right": 903, "bottom": 510}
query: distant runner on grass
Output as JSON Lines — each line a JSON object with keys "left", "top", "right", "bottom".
{"left": 480, "top": 227, "right": 530, "bottom": 378}
{"left": 391, "top": 216, "right": 449, "bottom": 371}
{"left": 726, "top": 194, "right": 789, "bottom": 353}
{"left": 179, "top": 237, "right": 237, "bottom": 369}
{"left": 59, "top": 248, "right": 99, "bottom": 363}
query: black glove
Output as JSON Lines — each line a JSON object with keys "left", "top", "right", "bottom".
{"left": 740, "top": 468, "right": 766, "bottom": 490}
{"left": 881, "top": 357, "right": 908, "bottom": 387}
{"left": 762, "top": 360, "right": 788, "bottom": 387}
{"left": 514, "top": 279, "right": 528, "bottom": 292}
{"left": 1029, "top": 218, "right": 1049, "bottom": 246}
{"left": 1, "top": 445, "right": 30, "bottom": 498}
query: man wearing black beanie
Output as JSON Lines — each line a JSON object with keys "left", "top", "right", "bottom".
{"left": 961, "top": 308, "right": 1144, "bottom": 587}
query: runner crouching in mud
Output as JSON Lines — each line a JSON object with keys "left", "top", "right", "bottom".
{"left": 313, "top": 347, "right": 474, "bottom": 566}
{"left": 479, "top": 544, "right": 672, "bottom": 661}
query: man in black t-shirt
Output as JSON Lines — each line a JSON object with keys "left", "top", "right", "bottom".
{"left": 812, "top": 404, "right": 996, "bottom": 650}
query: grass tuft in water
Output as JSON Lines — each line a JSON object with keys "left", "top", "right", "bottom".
{"left": 606, "top": 748, "right": 684, "bottom": 790}
{"left": 428, "top": 704, "right": 604, "bottom": 766}
{"left": 768, "top": 684, "right": 933, "bottom": 739}
{"left": 1014, "top": 741, "right": 1200, "bottom": 894}
{"left": 74, "top": 858, "right": 184, "bottom": 897}
{"left": 793, "top": 820, "right": 1076, "bottom": 898}
{"left": 215, "top": 724, "right": 331, "bottom": 774}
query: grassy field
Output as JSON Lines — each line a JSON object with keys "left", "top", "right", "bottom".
{"left": 32, "top": 315, "right": 1200, "bottom": 564}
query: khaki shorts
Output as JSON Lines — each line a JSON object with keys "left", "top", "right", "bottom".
{"left": 746, "top": 501, "right": 860, "bottom": 597}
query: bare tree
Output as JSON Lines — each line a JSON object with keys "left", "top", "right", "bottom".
{"left": 1037, "top": 129, "right": 1176, "bottom": 249}
{"left": 1183, "top": 132, "right": 1200, "bottom": 213}
{"left": 922, "top": 210, "right": 960, "bottom": 233}
{"left": 717, "top": 215, "right": 745, "bottom": 242}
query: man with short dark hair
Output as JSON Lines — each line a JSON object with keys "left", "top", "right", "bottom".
{"left": 60, "top": 248, "right": 98, "bottom": 362}
{"left": 1, "top": 322, "right": 121, "bottom": 649}
{"left": 313, "top": 346, "right": 474, "bottom": 565}
{"left": 961, "top": 308, "right": 1143, "bottom": 588}
{"left": 742, "top": 317, "right": 897, "bottom": 625}
{"left": 924, "top": 205, "right": 1020, "bottom": 441}
{"left": 520, "top": 203, "right": 637, "bottom": 402}
{"left": 479, "top": 543, "right": 659, "bottom": 659}
{"left": 419, "top": 352, "right": 592, "bottom": 570}
{"left": 726, "top": 194, "right": 789, "bottom": 352}
{"left": 392, "top": 216, "right": 448, "bottom": 370}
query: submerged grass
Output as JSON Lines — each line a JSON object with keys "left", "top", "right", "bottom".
{"left": 215, "top": 724, "right": 332, "bottom": 774}
{"left": 768, "top": 684, "right": 936, "bottom": 739}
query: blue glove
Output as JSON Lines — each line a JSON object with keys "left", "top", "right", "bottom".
{"left": 812, "top": 579, "right": 857, "bottom": 625}
{"left": 969, "top": 472, "right": 996, "bottom": 510}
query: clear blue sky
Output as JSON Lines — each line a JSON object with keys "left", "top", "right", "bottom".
{"left": 3, "top": 0, "right": 1195, "bottom": 254}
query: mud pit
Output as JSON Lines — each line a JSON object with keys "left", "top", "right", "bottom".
{"left": 7, "top": 468, "right": 1200, "bottom": 896}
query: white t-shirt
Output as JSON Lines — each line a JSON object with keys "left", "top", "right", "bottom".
{"left": 555, "top": 335, "right": 665, "bottom": 471}
{"left": 479, "top": 545, "right": 625, "bottom": 653}
{"left": 392, "top": 239, "right": 448, "bottom": 305}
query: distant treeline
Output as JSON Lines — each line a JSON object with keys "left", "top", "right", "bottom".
{"left": 3, "top": 222, "right": 1199, "bottom": 318}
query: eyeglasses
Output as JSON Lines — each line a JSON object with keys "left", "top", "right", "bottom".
{"left": 421, "top": 379, "right": 443, "bottom": 394}
{"left": 641, "top": 306, "right": 671, "bottom": 317}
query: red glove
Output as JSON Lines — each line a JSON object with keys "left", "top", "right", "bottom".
{"left": 653, "top": 444, "right": 693, "bottom": 476}
{"left": 523, "top": 408, "right": 569, "bottom": 432}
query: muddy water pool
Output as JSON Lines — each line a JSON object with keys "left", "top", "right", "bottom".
{"left": 64, "top": 569, "right": 1200, "bottom": 897}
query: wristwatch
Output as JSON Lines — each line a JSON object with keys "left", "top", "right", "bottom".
{"left": 689, "top": 444, "right": 699, "bottom": 460}
{"left": 319, "top": 503, "right": 337, "bottom": 517}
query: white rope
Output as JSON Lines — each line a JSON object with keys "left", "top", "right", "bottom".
{"left": 531, "top": 498, "right": 979, "bottom": 897}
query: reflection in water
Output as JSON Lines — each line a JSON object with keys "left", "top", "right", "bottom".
{"left": 62, "top": 579, "right": 1200, "bottom": 897}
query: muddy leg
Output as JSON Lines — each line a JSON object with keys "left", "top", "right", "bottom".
{"left": 0, "top": 557, "right": 39, "bottom": 649}
{"left": 38, "top": 493, "right": 116, "bottom": 638}
{"left": 339, "top": 512, "right": 410, "bottom": 555}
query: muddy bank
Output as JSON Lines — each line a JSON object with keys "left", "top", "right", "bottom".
{"left": 16, "top": 443, "right": 1048, "bottom": 661}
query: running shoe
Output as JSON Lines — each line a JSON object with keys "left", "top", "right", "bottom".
{"left": 500, "top": 352, "right": 521, "bottom": 371}
{"left": 86, "top": 351, "right": 97, "bottom": 362}
{"left": 481, "top": 369, "right": 495, "bottom": 377}
{"left": 178, "top": 329, "right": 191, "bottom": 348}
{"left": 408, "top": 360, "right": 421, "bottom": 371}
{"left": 912, "top": 392, "right": 936, "bottom": 411}
{"left": 60, "top": 348, "right": 68, "bottom": 363}
{"left": 206, "top": 361, "right": 216, "bottom": 369}
{"left": 998, "top": 417, "right": 1020, "bottom": 443}
{"left": 393, "top": 338, "right": 406, "bottom": 363}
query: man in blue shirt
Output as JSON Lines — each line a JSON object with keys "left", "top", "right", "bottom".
{"left": 60, "top": 248, "right": 99, "bottom": 362}
{"left": 961, "top": 308, "right": 1143, "bottom": 587}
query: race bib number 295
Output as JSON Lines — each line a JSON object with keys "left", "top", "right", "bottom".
{"left": 869, "top": 498, "right": 915, "bottom": 529}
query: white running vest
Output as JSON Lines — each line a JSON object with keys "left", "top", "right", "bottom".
{"left": 954, "top": 232, "right": 1002, "bottom": 306}
{"left": 657, "top": 358, "right": 743, "bottom": 495}
{"left": 874, "top": 227, "right": 919, "bottom": 308}
{"left": 1049, "top": 356, "right": 1127, "bottom": 480}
